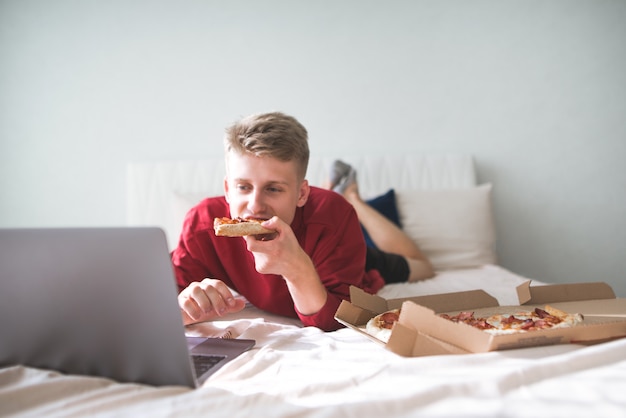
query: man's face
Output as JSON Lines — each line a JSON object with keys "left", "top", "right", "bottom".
{"left": 224, "top": 152, "right": 309, "bottom": 225}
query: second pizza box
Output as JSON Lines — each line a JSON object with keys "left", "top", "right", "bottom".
{"left": 334, "top": 281, "right": 626, "bottom": 357}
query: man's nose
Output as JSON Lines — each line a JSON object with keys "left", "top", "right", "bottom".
{"left": 246, "top": 191, "right": 265, "bottom": 212}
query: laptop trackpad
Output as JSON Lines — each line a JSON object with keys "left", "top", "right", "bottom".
{"left": 186, "top": 336, "right": 255, "bottom": 383}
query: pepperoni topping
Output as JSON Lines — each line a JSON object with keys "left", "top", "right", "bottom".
{"left": 215, "top": 217, "right": 267, "bottom": 225}
{"left": 379, "top": 311, "right": 400, "bottom": 329}
{"left": 439, "top": 307, "right": 569, "bottom": 333}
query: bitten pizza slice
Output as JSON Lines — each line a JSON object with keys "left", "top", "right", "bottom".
{"left": 213, "top": 217, "right": 275, "bottom": 237}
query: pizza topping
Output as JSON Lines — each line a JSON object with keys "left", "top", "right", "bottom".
{"left": 365, "top": 309, "right": 401, "bottom": 342}
{"left": 378, "top": 310, "right": 400, "bottom": 329}
{"left": 440, "top": 312, "right": 495, "bottom": 330}
{"left": 214, "top": 217, "right": 267, "bottom": 225}
{"left": 439, "top": 305, "right": 583, "bottom": 335}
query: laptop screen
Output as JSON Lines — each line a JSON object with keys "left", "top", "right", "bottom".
{"left": 0, "top": 227, "right": 208, "bottom": 386}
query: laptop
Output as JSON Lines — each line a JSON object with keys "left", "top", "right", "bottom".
{"left": 0, "top": 227, "right": 255, "bottom": 388}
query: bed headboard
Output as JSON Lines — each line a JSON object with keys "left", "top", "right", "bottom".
{"left": 126, "top": 155, "right": 477, "bottom": 251}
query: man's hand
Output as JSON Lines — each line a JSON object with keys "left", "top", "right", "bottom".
{"left": 244, "top": 216, "right": 328, "bottom": 316}
{"left": 244, "top": 216, "right": 309, "bottom": 278}
{"left": 178, "top": 278, "right": 246, "bottom": 325}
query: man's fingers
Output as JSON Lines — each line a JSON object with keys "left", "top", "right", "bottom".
{"left": 179, "top": 278, "right": 241, "bottom": 322}
{"left": 179, "top": 296, "right": 203, "bottom": 321}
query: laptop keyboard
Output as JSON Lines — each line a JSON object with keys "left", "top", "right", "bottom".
{"left": 191, "top": 354, "right": 226, "bottom": 377}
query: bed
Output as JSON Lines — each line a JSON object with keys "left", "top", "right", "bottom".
{"left": 2, "top": 155, "right": 625, "bottom": 417}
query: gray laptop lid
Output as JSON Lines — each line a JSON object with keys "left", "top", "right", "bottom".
{"left": 0, "top": 227, "right": 254, "bottom": 387}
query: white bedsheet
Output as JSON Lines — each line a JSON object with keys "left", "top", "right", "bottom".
{"left": 2, "top": 265, "right": 625, "bottom": 418}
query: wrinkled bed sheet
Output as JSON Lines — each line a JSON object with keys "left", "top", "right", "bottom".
{"left": 2, "top": 265, "right": 625, "bottom": 418}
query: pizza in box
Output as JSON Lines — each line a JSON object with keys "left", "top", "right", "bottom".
{"left": 366, "top": 305, "right": 584, "bottom": 343}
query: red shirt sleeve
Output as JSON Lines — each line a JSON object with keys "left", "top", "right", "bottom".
{"left": 287, "top": 188, "right": 385, "bottom": 330}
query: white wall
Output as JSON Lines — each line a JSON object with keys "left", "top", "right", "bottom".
{"left": 1, "top": 0, "right": 625, "bottom": 296}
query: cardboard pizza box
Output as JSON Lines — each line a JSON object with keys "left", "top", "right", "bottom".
{"left": 334, "top": 286, "right": 499, "bottom": 346}
{"left": 334, "top": 281, "right": 626, "bottom": 357}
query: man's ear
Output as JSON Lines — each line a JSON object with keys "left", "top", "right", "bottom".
{"left": 297, "top": 180, "right": 310, "bottom": 207}
{"left": 223, "top": 176, "right": 230, "bottom": 203}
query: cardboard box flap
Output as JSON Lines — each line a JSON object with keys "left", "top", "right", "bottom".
{"left": 348, "top": 285, "right": 499, "bottom": 315}
{"left": 385, "top": 322, "right": 417, "bottom": 356}
{"left": 411, "top": 290, "right": 499, "bottom": 313}
{"left": 386, "top": 322, "right": 470, "bottom": 357}
{"left": 335, "top": 299, "right": 375, "bottom": 327}
{"left": 520, "top": 282, "right": 616, "bottom": 305}
{"left": 349, "top": 286, "right": 390, "bottom": 314}
{"left": 545, "top": 299, "right": 626, "bottom": 318}
{"left": 515, "top": 281, "right": 532, "bottom": 305}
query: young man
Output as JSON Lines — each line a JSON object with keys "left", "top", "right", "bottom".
{"left": 172, "top": 112, "right": 385, "bottom": 331}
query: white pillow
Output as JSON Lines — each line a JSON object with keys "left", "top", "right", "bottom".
{"left": 395, "top": 184, "right": 496, "bottom": 271}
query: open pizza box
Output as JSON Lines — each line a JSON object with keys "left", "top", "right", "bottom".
{"left": 334, "top": 281, "right": 626, "bottom": 357}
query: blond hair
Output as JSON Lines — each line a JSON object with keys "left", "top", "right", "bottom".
{"left": 224, "top": 112, "right": 309, "bottom": 179}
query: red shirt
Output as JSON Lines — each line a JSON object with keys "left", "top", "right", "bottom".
{"left": 171, "top": 186, "right": 385, "bottom": 331}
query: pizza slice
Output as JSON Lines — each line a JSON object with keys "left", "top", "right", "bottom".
{"left": 213, "top": 217, "right": 275, "bottom": 237}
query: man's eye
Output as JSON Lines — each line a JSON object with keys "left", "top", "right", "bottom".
{"left": 267, "top": 187, "right": 282, "bottom": 193}
{"left": 236, "top": 184, "right": 251, "bottom": 192}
